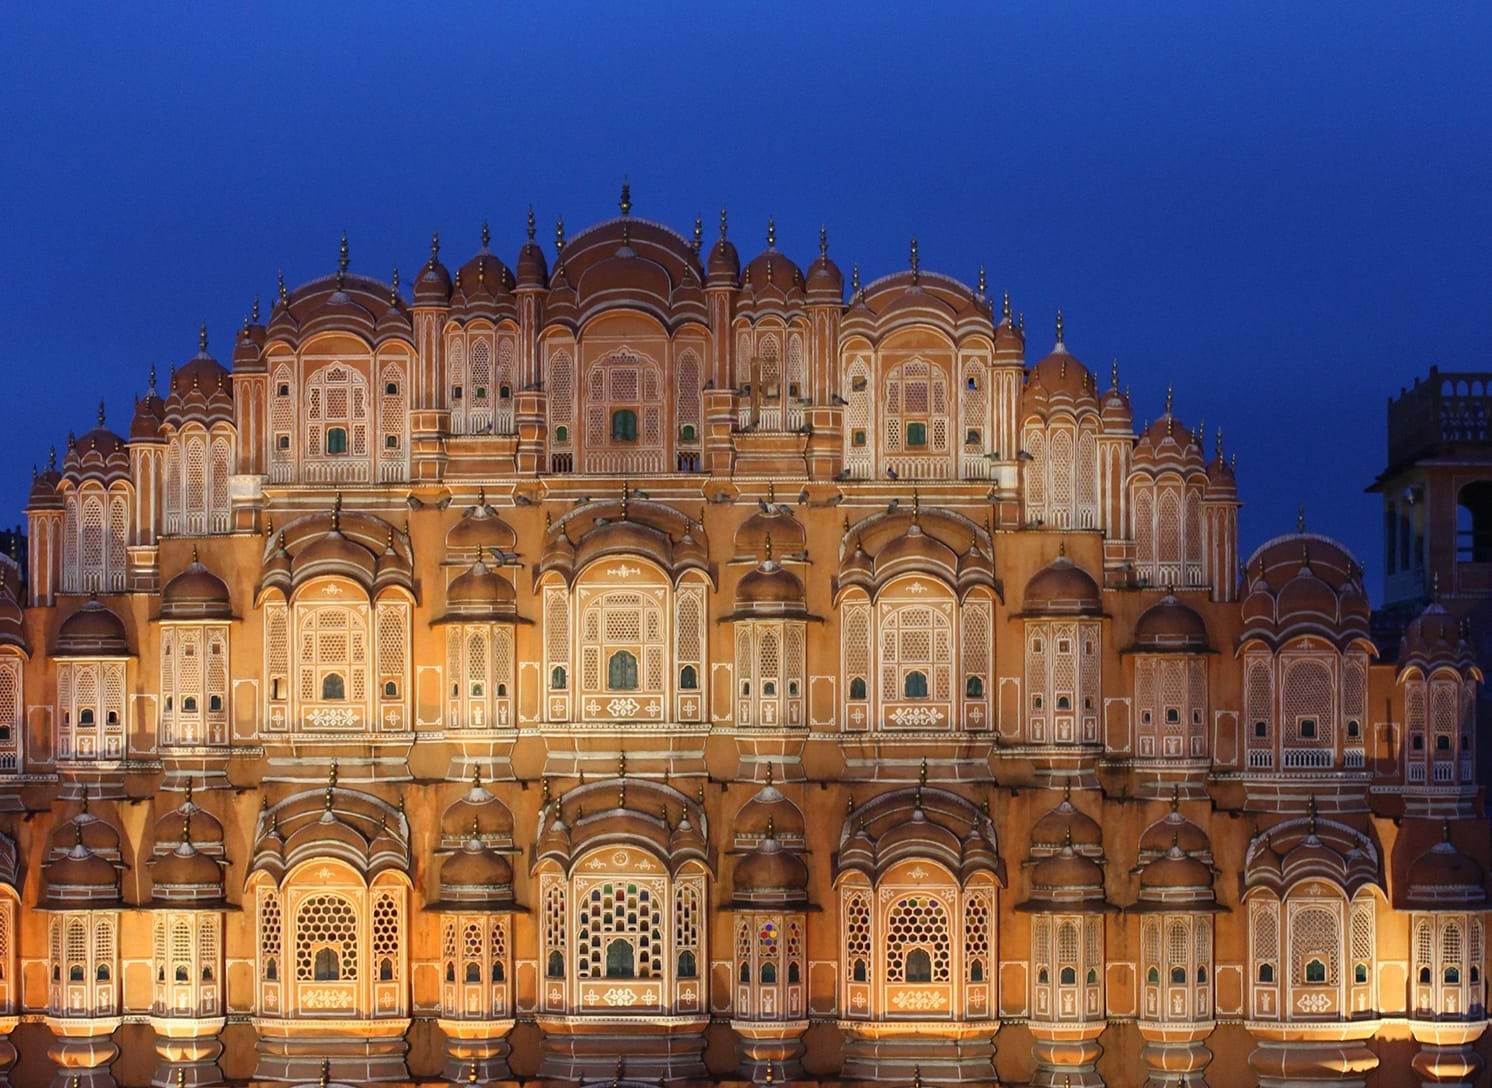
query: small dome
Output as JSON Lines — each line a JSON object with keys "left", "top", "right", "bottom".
{"left": 296, "top": 529, "right": 376, "bottom": 582}
{"left": 1276, "top": 560, "right": 1338, "bottom": 622}
{"left": 44, "top": 839, "right": 119, "bottom": 905}
{"left": 734, "top": 781, "right": 806, "bottom": 843}
{"left": 440, "top": 774, "right": 515, "bottom": 840}
{"left": 1139, "top": 843, "right": 1213, "bottom": 892}
{"left": 1023, "top": 552, "right": 1102, "bottom": 615}
{"left": 161, "top": 550, "right": 232, "bottom": 620}
{"left": 1138, "top": 808, "right": 1211, "bottom": 860}
{"left": 413, "top": 247, "right": 453, "bottom": 305}
{"left": 1131, "top": 594, "right": 1209, "bottom": 653}
{"left": 152, "top": 839, "right": 224, "bottom": 895}
{"left": 707, "top": 235, "right": 740, "bottom": 286}
{"left": 28, "top": 462, "right": 63, "bottom": 510}
{"left": 446, "top": 497, "right": 517, "bottom": 555}
{"left": 55, "top": 598, "right": 129, "bottom": 656}
{"left": 805, "top": 249, "right": 844, "bottom": 302}
{"left": 130, "top": 391, "right": 165, "bottom": 443}
{"left": 444, "top": 558, "right": 517, "bottom": 621}
{"left": 733, "top": 836, "right": 809, "bottom": 901}
{"left": 1029, "top": 843, "right": 1106, "bottom": 895}
{"left": 1406, "top": 828, "right": 1490, "bottom": 910}
{"left": 875, "top": 519, "right": 959, "bottom": 576}
{"left": 1100, "top": 386, "right": 1132, "bottom": 432}
{"left": 1030, "top": 796, "right": 1103, "bottom": 855}
{"left": 734, "top": 552, "right": 807, "bottom": 618}
{"left": 441, "top": 838, "right": 513, "bottom": 890}
{"left": 515, "top": 236, "right": 549, "bottom": 288}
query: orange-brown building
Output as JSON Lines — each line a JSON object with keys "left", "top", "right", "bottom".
{"left": 0, "top": 191, "right": 1485, "bottom": 1088}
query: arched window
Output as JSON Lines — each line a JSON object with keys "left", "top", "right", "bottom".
{"left": 678, "top": 950, "right": 697, "bottom": 979}
{"left": 326, "top": 427, "right": 349, "bottom": 455}
{"left": 605, "top": 938, "right": 634, "bottom": 978}
{"left": 853, "top": 959, "right": 867, "bottom": 982}
{"left": 679, "top": 665, "right": 698, "bottom": 690}
{"left": 850, "top": 677, "right": 867, "bottom": 700}
{"left": 1305, "top": 958, "right": 1326, "bottom": 983}
{"left": 607, "top": 650, "right": 639, "bottom": 691}
{"left": 1060, "top": 966, "right": 1077, "bottom": 985}
{"left": 547, "top": 950, "right": 564, "bottom": 978}
{"left": 965, "top": 676, "right": 983, "bottom": 697}
{"left": 551, "top": 665, "right": 567, "bottom": 690}
{"left": 611, "top": 409, "right": 638, "bottom": 442}
{"left": 760, "top": 960, "right": 777, "bottom": 983}
{"left": 905, "top": 671, "right": 929, "bottom": 699}
{"left": 905, "top": 948, "right": 933, "bottom": 982}
{"left": 1148, "top": 966, "right": 1160, "bottom": 983}
{"left": 321, "top": 673, "right": 345, "bottom": 701}
{"left": 464, "top": 962, "right": 480, "bottom": 983}
{"left": 313, "top": 947, "right": 340, "bottom": 981}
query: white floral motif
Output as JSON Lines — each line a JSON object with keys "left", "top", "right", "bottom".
{"left": 607, "top": 698, "right": 641, "bottom": 717}
{"left": 889, "top": 706, "right": 944, "bottom": 728}
{"left": 307, "top": 707, "right": 360, "bottom": 729}
{"left": 907, "top": 581, "right": 928, "bottom": 594}
{"left": 1296, "top": 992, "right": 1332, "bottom": 1013}
{"left": 891, "top": 990, "right": 947, "bottom": 1010}
{"left": 320, "top": 584, "right": 344, "bottom": 596}
{"left": 908, "top": 866, "right": 928, "bottom": 880}
{"left": 606, "top": 564, "right": 642, "bottom": 579}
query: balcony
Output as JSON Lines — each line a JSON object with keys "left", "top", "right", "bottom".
{"left": 1282, "top": 748, "right": 1333, "bottom": 769}
{"left": 1387, "top": 367, "right": 1492, "bottom": 467}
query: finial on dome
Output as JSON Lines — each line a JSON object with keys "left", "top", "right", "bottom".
{"left": 1018, "top": 310, "right": 1025, "bottom": 336}
{"left": 1002, "top": 290, "right": 1011, "bottom": 322}
{"left": 1055, "top": 308, "right": 1064, "bottom": 345}
{"left": 919, "top": 757, "right": 928, "bottom": 787}
{"left": 480, "top": 219, "right": 490, "bottom": 249}
{"left": 1432, "top": 570, "right": 1440, "bottom": 601}
{"left": 97, "top": 399, "right": 106, "bottom": 426}
{"left": 429, "top": 230, "right": 440, "bottom": 268}
{"left": 764, "top": 761, "right": 773, "bottom": 786}
{"left": 692, "top": 214, "right": 702, "bottom": 253}
{"left": 1165, "top": 383, "right": 1174, "bottom": 415}
{"left": 49, "top": 445, "right": 56, "bottom": 471}
{"left": 850, "top": 262, "right": 860, "bottom": 295}
{"left": 325, "top": 762, "right": 338, "bottom": 811}
{"left": 819, "top": 223, "right": 828, "bottom": 257}
{"left": 320, "top": 1058, "right": 330, "bottom": 1088}
{"left": 181, "top": 805, "right": 192, "bottom": 844}
{"left": 555, "top": 215, "right": 566, "bottom": 258}
{"left": 1442, "top": 818, "right": 1452, "bottom": 843}
{"left": 977, "top": 264, "right": 986, "bottom": 296}
{"left": 277, "top": 268, "right": 288, "bottom": 305}
{"left": 618, "top": 177, "right": 631, "bottom": 217}
{"left": 526, "top": 204, "right": 536, "bottom": 241}
{"left": 541, "top": 777, "right": 551, "bottom": 805}
{"left": 763, "top": 531, "right": 773, "bottom": 564}
{"left": 767, "top": 216, "right": 775, "bottom": 248}
{"left": 252, "top": 294, "right": 261, "bottom": 323}
{"left": 390, "top": 264, "right": 399, "bottom": 303}
{"left": 618, "top": 750, "right": 627, "bottom": 779}
{"left": 719, "top": 206, "right": 728, "bottom": 240}
{"left": 909, "top": 235, "right": 919, "bottom": 283}
{"left": 1110, "top": 359, "right": 1118, "bottom": 390}
{"left": 331, "top": 490, "right": 342, "bottom": 532}
{"left": 764, "top": 1059, "right": 775, "bottom": 1086}
{"left": 1058, "top": 538, "right": 1067, "bottom": 558}
{"left": 338, "top": 230, "right": 349, "bottom": 277}
{"left": 467, "top": 1058, "right": 478, "bottom": 1085}
{"left": 1171, "top": 784, "right": 1181, "bottom": 813}
{"left": 912, "top": 1065, "right": 922, "bottom": 1088}
{"left": 620, "top": 480, "right": 630, "bottom": 519}
{"left": 1216, "top": 426, "right": 1224, "bottom": 459}
{"left": 1307, "top": 793, "right": 1318, "bottom": 835}
{"left": 1297, "top": 504, "right": 1305, "bottom": 533}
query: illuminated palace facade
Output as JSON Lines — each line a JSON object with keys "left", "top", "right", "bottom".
{"left": 0, "top": 193, "right": 1485, "bottom": 1088}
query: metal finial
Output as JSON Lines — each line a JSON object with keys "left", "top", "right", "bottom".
{"left": 390, "top": 264, "right": 399, "bottom": 303}
{"left": 693, "top": 214, "right": 702, "bottom": 252}
{"left": 97, "top": 399, "right": 106, "bottom": 426}
{"left": 767, "top": 216, "right": 776, "bottom": 248}
{"left": 320, "top": 1059, "right": 330, "bottom": 1088}
{"left": 1055, "top": 308, "right": 1064, "bottom": 344}
{"left": 764, "top": 761, "right": 773, "bottom": 786}
{"left": 819, "top": 223, "right": 828, "bottom": 258}
{"left": 277, "top": 268, "right": 288, "bottom": 304}
{"left": 331, "top": 490, "right": 342, "bottom": 532}
{"left": 430, "top": 230, "right": 440, "bottom": 268}
{"left": 1297, "top": 504, "right": 1305, "bottom": 533}
{"left": 1111, "top": 359, "right": 1119, "bottom": 390}
{"left": 481, "top": 220, "right": 490, "bottom": 249}
{"left": 909, "top": 236, "right": 919, "bottom": 283}
{"left": 1018, "top": 310, "right": 1025, "bottom": 335}
{"left": 719, "top": 206, "right": 728, "bottom": 240}
{"left": 851, "top": 262, "right": 860, "bottom": 295}
{"left": 527, "top": 204, "right": 536, "bottom": 241}
{"left": 338, "top": 230, "right": 349, "bottom": 271}
{"left": 252, "top": 294, "right": 261, "bottom": 323}
{"left": 618, "top": 178, "right": 631, "bottom": 217}
{"left": 977, "top": 265, "right": 986, "bottom": 295}
{"left": 763, "top": 531, "right": 773, "bottom": 563}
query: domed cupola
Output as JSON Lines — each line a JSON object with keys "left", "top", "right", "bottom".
{"left": 1405, "top": 823, "right": 1490, "bottom": 911}
{"left": 450, "top": 221, "right": 516, "bottom": 321}
{"left": 1241, "top": 523, "right": 1374, "bottom": 651}
{"left": 1132, "top": 835, "right": 1219, "bottom": 913}
{"left": 1029, "top": 786, "right": 1104, "bottom": 859}
{"left": 1022, "top": 311, "right": 1101, "bottom": 421}
{"left": 992, "top": 291, "right": 1025, "bottom": 361}
{"left": 805, "top": 225, "right": 844, "bottom": 303}
{"left": 160, "top": 547, "right": 233, "bottom": 620}
{"left": 728, "top": 535, "right": 811, "bottom": 622}
{"left": 742, "top": 217, "right": 805, "bottom": 303}
{"left": 42, "top": 828, "right": 121, "bottom": 909}
{"left": 152, "top": 779, "right": 225, "bottom": 855}
{"left": 55, "top": 597, "right": 130, "bottom": 656}
{"left": 434, "top": 822, "right": 516, "bottom": 911}
{"left": 1204, "top": 429, "right": 1238, "bottom": 501}
{"left": 163, "top": 324, "right": 235, "bottom": 431}
{"left": 1130, "top": 593, "right": 1210, "bottom": 653}
{"left": 445, "top": 490, "right": 518, "bottom": 559}
{"left": 62, "top": 402, "right": 131, "bottom": 487}
{"left": 439, "top": 768, "right": 516, "bottom": 848}
{"left": 515, "top": 206, "right": 549, "bottom": 288}
{"left": 28, "top": 448, "right": 63, "bottom": 511}
{"left": 413, "top": 231, "right": 453, "bottom": 305}
{"left": 733, "top": 768, "right": 806, "bottom": 848}
{"left": 1397, "top": 595, "right": 1479, "bottom": 677}
{"left": 873, "top": 500, "right": 959, "bottom": 582}
{"left": 439, "top": 554, "right": 518, "bottom": 624}
{"left": 1098, "top": 361, "right": 1132, "bottom": 433}
{"left": 233, "top": 302, "right": 266, "bottom": 373}
{"left": 1021, "top": 546, "right": 1102, "bottom": 616}
{"left": 706, "top": 208, "right": 741, "bottom": 287}
{"left": 150, "top": 810, "right": 225, "bottom": 906}
{"left": 130, "top": 367, "right": 166, "bottom": 444}
{"left": 730, "top": 824, "right": 810, "bottom": 909}
{"left": 1137, "top": 793, "right": 1213, "bottom": 864}
{"left": 1018, "top": 831, "right": 1112, "bottom": 914}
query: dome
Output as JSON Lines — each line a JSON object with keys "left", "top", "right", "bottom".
{"left": 55, "top": 598, "right": 129, "bottom": 656}
{"left": 152, "top": 838, "right": 224, "bottom": 897}
{"left": 1398, "top": 600, "right": 1477, "bottom": 675}
{"left": 1138, "top": 842, "right": 1213, "bottom": 892}
{"left": 441, "top": 840, "right": 514, "bottom": 889}
{"left": 43, "top": 839, "right": 119, "bottom": 905}
{"left": 742, "top": 232, "right": 804, "bottom": 296}
{"left": 875, "top": 517, "right": 959, "bottom": 577}
{"left": 576, "top": 245, "right": 672, "bottom": 315}
{"left": 440, "top": 773, "right": 515, "bottom": 841}
{"left": 130, "top": 389, "right": 165, "bottom": 443}
{"left": 733, "top": 548, "right": 808, "bottom": 618}
{"left": 295, "top": 528, "right": 377, "bottom": 584}
{"left": 413, "top": 235, "right": 453, "bottom": 305}
{"left": 446, "top": 497, "right": 517, "bottom": 555}
{"left": 1022, "top": 552, "right": 1102, "bottom": 615}
{"left": 734, "top": 501, "right": 806, "bottom": 560}
{"left": 1406, "top": 828, "right": 1490, "bottom": 910}
{"left": 1027, "top": 843, "right": 1107, "bottom": 899}
{"left": 161, "top": 549, "right": 232, "bottom": 620}
{"left": 1276, "top": 559, "right": 1339, "bottom": 622}
{"left": 1138, "top": 807, "right": 1212, "bottom": 861}
{"left": 734, "top": 781, "right": 806, "bottom": 843}
{"left": 443, "top": 558, "right": 517, "bottom": 621}
{"left": 515, "top": 225, "right": 549, "bottom": 287}
{"left": 805, "top": 238, "right": 844, "bottom": 302}
{"left": 706, "top": 231, "right": 740, "bottom": 286}
{"left": 1030, "top": 795, "right": 1103, "bottom": 855}
{"left": 164, "top": 346, "right": 234, "bottom": 431}
{"left": 1099, "top": 385, "right": 1132, "bottom": 432}
{"left": 62, "top": 420, "right": 131, "bottom": 486}
{"left": 732, "top": 836, "right": 809, "bottom": 904}
{"left": 28, "top": 460, "right": 62, "bottom": 510}
{"left": 1131, "top": 594, "right": 1209, "bottom": 653}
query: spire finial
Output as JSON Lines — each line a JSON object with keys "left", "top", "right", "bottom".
{"left": 199, "top": 321, "right": 209, "bottom": 354}
{"left": 278, "top": 267, "right": 288, "bottom": 305}
{"left": 1432, "top": 570, "right": 1440, "bottom": 600}
{"left": 819, "top": 223, "right": 828, "bottom": 258}
{"left": 619, "top": 177, "right": 631, "bottom": 217}
{"left": 763, "top": 531, "right": 773, "bottom": 564}
{"left": 468, "top": 1058, "right": 479, "bottom": 1085}
{"left": 1055, "top": 308, "right": 1064, "bottom": 344}
{"left": 719, "top": 206, "right": 728, "bottom": 240}
{"left": 977, "top": 264, "right": 986, "bottom": 296}
{"left": 331, "top": 490, "right": 342, "bottom": 532}
{"left": 338, "top": 230, "right": 349, "bottom": 280}
{"left": 1307, "top": 793, "right": 1318, "bottom": 835}
{"left": 182, "top": 805, "right": 192, "bottom": 845}
{"left": 472, "top": 763, "right": 482, "bottom": 790}
{"left": 527, "top": 204, "right": 536, "bottom": 241}
{"left": 48, "top": 445, "right": 56, "bottom": 471}
{"left": 555, "top": 214, "right": 566, "bottom": 257}
{"left": 912, "top": 1065, "right": 922, "bottom": 1088}
{"left": 320, "top": 1059, "right": 330, "bottom": 1088}
{"left": 1002, "top": 290, "right": 1011, "bottom": 322}
{"left": 390, "top": 264, "right": 399, "bottom": 304}
{"left": 325, "top": 761, "right": 337, "bottom": 812}
{"left": 909, "top": 235, "right": 919, "bottom": 283}
{"left": 767, "top": 216, "right": 776, "bottom": 248}
{"left": 693, "top": 214, "right": 703, "bottom": 253}
{"left": 1165, "top": 383, "right": 1174, "bottom": 415}
{"left": 429, "top": 230, "right": 440, "bottom": 269}
{"left": 481, "top": 219, "right": 490, "bottom": 249}
{"left": 1297, "top": 504, "right": 1305, "bottom": 533}
{"left": 97, "top": 399, "right": 106, "bottom": 426}
{"left": 1216, "top": 426, "right": 1224, "bottom": 459}
{"left": 252, "top": 294, "right": 261, "bottom": 323}
{"left": 851, "top": 262, "right": 860, "bottom": 295}
{"left": 1111, "top": 358, "right": 1119, "bottom": 390}
{"left": 1171, "top": 784, "right": 1181, "bottom": 813}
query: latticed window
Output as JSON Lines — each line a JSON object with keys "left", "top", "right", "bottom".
{"left": 883, "top": 358, "right": 950, "bottom": 465}
{"left": 0, "top": 654, "right": 21, "bottom": 770}
{"left": 575, "top": 880, "right": 659, "bottom": 980}
{"left": 844, "top": 357, "right": 874, "bottom": 476}
{"left": 295, "top": 602, "right": 369, "bottom": 728}
{"left": 1291, "top": 905, "right": 1339, "bottom": 986}
{"left": 295, "top": 894, "right": 358, "bottom": 982}
{"left": 583, "top": 351, "right": 665, "bottom": 473}
{"left": 842, "top": 601, "right": 872, "bottom": 722}
{"left": 878, "top": 600, "right": 953, "bottom": 713}
{"left": 579, "top": 589, "right": 666, "bottom": 712}
{"left": 304, "top": 364, "right": 370, "bottom": 477}
{"left": 963, "top": 890, "right": 991, "bottom": 983}
{"left": 372, "top": 891, "right": 401, "bottom": 982}
{"left": 549, "top": 348, "right": 575, "bottom": 449}
{"left": 1245, "top": 654, "right": 1274, "bottom": 751}
{"left": 674, "top": 878, "right": 702, "bottom": 980}
{"left": 1282, "top": 658, "right": 1334, "bottom": 747}
{"left": 844, "top": 890, "right": 872, "bottom": 984}
{"left": 543, "top": 879, "right": 567, "bottom": 983}
{"left": 884, "top": 895, "right": 951, "bottom": 983}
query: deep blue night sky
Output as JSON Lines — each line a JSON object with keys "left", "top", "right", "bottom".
{"left": 3, "top": 5, "right": 1489, "bottom": 594}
